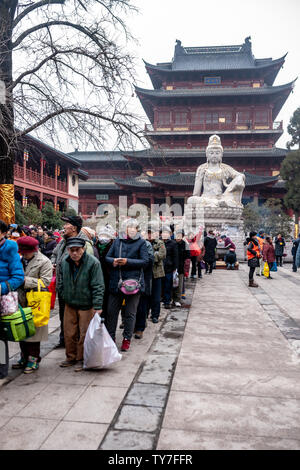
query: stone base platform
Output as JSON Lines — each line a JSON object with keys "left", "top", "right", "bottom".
{"left": 216, "top": 260, "right": 239, "bottom": 270}
{"left": 184, "top": 202, "right": 246, "bottom": 261}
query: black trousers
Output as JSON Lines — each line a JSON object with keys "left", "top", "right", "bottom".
{"left": 191, "top": 256, "right": 202, "bottom": 277}
{"left": 249, "top": 266, "right": 256, "bottom": 280}
{"left": 276, "top": 255, "right": 283, "bottom": 266}
{"left": 20, "top": 341, "right": 41, "bottom": 362}
{"left": 105, "top": 292, "right": 141, "bottom": 341}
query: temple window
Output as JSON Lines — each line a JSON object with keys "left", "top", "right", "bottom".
{"left": 158, "top": 111, "right": 171, "bottom": 126}
{"left": 174, "top": 111, "right": 187, "bottom": 125}
{"left": 254, "top": 110, "right": 268, "bottom": 124}
{"left": 191, "top": 111, "right": 205, "bottom": 125}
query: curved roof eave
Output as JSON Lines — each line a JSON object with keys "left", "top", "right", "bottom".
{"left": 135, "top": 80, "right": 296, "bottom": 99}
{"left": 143, "top": 54, "right": 288, "bottom": 74}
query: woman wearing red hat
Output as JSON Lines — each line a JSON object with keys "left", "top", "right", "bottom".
{"left": 13, "top": 236, "right": 52, "bottom": 373}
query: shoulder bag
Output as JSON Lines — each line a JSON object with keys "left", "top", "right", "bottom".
{"left": 117, "top": 242, "right": 142, "bottom": 295}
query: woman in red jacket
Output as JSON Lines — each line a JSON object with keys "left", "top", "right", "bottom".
{"left": 263, "top": 236, "right": 276, "bottom": 279}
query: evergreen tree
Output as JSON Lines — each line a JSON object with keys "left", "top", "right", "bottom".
{"left": 41, "top": 201, "right": 63, "bottom": 230}
{"left": 287, "top": 107, "right": 300, "bottom": 150}
{"left": 23, "top": 203, "right": 43, "bottom": 226}
{"left": 14, "top": 200, "right": 28, "bottom": 225}
{"left": 280, "top": 150, "right": 300, "bottom": 227}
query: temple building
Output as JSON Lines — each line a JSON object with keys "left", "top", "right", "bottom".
{"left": 75, "top": 37, "right": 295, "bottom": 217}
{"left": 14, "top": 134, "right": 88, "bottom": 213}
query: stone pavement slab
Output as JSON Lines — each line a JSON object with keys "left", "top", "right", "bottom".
{"left": 157, "top": 429, "right": 300, "bottom": 450}
{"left": 162, "top": 390, "right": 300, "bottom": 440}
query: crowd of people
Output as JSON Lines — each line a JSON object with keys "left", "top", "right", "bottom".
{"left": 1, "top": 214, "right": 300, "bottom": 378}
{"left": 246, "top": 230, "right": 300, "bottom": 287}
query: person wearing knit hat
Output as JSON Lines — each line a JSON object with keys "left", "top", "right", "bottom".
{"left": 247, "top": 231, "right": 261, "bottom": 287}
{"left": 13, "top": 236, "right": 53, "bottom": 374}
{"left": 17, "top": 236, "right": 39, "bottom": 253}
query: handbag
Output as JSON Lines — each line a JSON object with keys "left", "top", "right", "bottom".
{"left": 26, "top": 279, "right": 51, "bottom": 327}
{"left": 117, "top": 242, "right": 142, "bottom": 295}
{"left": 0, "top": 281, "right": 19, "bottom": 316}
{"left": 0, "top": 305, "right": 36, "bottom": 342}
{"left": 189, "top": 241, "right": 201, "bottom": 257}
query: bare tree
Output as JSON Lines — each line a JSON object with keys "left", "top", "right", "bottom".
{"left": 0, "top": 0, "right": 143, "bottom": 220}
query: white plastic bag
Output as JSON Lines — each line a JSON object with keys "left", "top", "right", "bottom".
{"left": 173, "top": 269, "right": 179, "bottom": 288}
{"left": 83, "top": 314, "right": 122, "bottom": 369}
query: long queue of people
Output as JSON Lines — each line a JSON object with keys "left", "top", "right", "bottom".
{"left": 0, "top": 215, "right": 209, "bottom": 376}
{"left": 2, "top": 214, "right": 299, "bottom": 378}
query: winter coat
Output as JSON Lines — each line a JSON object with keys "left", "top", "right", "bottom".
{"left": 203, "top": 235, "right": 217, "bottom": 264}
{"left": 0, "top": 239, "right": 24, "bottom": 296}
{"left": 143, "top": 240, "right": 154, "bottom": 296}
{"left": 163, "top": 238, "right": 179, "bottom": 274}
{"left": 274, "top": 237, "right": 285, "bottom": 256}
{"left": 105, "top": 234, "right": 149, "bottom": 294}
{"left": 59, "top": 252, "right": 104, "bottom": 310}
{"left": 151, "top": 238, "right": 166, "bottom": 279}
{"left": 296, "top": 243, "right": 300, "bottom": 268}
{"left": 51, "top": 230, "right": 94, "bottom": 289}
{"left": 176, "top": 240, "right": 190, "bottom": 274}
{"left": 292, "top": 238, "right": 300, "bottom": 257}
{"left": 223, "top": 237, "right": 236, "bottom": 250}
{"left": 263, "top": 242, "right": 276, "bottom": 263}
{"left": 18, "top": 251, "right": 53, "bottom": 343}
{"left": 42, "top": 238, "right": 57, "bottom": 259}
{"left": 94, "top": 240, "right": 113, "bottom": 288}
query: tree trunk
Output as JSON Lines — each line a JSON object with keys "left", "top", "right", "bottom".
{"left": 0, "top": 1, "right": 16, "bottom": 223}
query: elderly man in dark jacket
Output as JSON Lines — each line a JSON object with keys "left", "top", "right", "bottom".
{"left": 105, "top": 219, "right": 149, "bottom": 352}
{"left": 51, "top": 215, "right": 94, "bottom": 348}
{"left": 58, "top": 237, "right": 104, "bottom": 371}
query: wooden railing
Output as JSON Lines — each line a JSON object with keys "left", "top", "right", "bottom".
{"left": 14, "top": 164, "right": 67, "bottom": 193}
{"left": 145, "top": 121, "right": 283, "bottom": 132}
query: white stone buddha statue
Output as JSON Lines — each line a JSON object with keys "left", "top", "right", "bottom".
{"left": 187, "top": 135, "right": 245, "bottom": 208}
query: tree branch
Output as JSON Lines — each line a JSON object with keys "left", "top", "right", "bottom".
{"left": 13, "top": 0, "right": 65, "bottom": 28}
{"left": 12, "top": 20, "right": 106, "bottom": 50}
{"left": 16, "top": 107, "right": 142, "bottom": 140}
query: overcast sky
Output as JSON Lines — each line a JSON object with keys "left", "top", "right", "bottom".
{"left": 115, "top": 0, "right": 300, "bottom": 151}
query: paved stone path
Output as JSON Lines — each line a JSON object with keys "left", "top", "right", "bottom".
{"left": 157, "top": 265, "right": 300, "bottom": 450}
{"left": 0, "top": 265, "right": 299, "bottom": 450}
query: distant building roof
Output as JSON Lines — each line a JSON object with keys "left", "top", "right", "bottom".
{"left": 144, "top": 38, "right": 287, "bottom": 87}
{"left": 69, "top": 150, "right": 127, "bottom": 163}
{"left": 80, "top": 170, "right": 279, "bottom": 192}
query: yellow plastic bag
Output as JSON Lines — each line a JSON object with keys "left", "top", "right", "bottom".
{"left": 263, "top": 262, "right": 270, "bottom": 277}
{"left": 26, "top": 279, "right": 51, "bottom": 327}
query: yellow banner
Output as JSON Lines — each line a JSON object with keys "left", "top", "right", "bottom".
{"left": 0, "top": 184, "right": 15, "bottom": 224}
